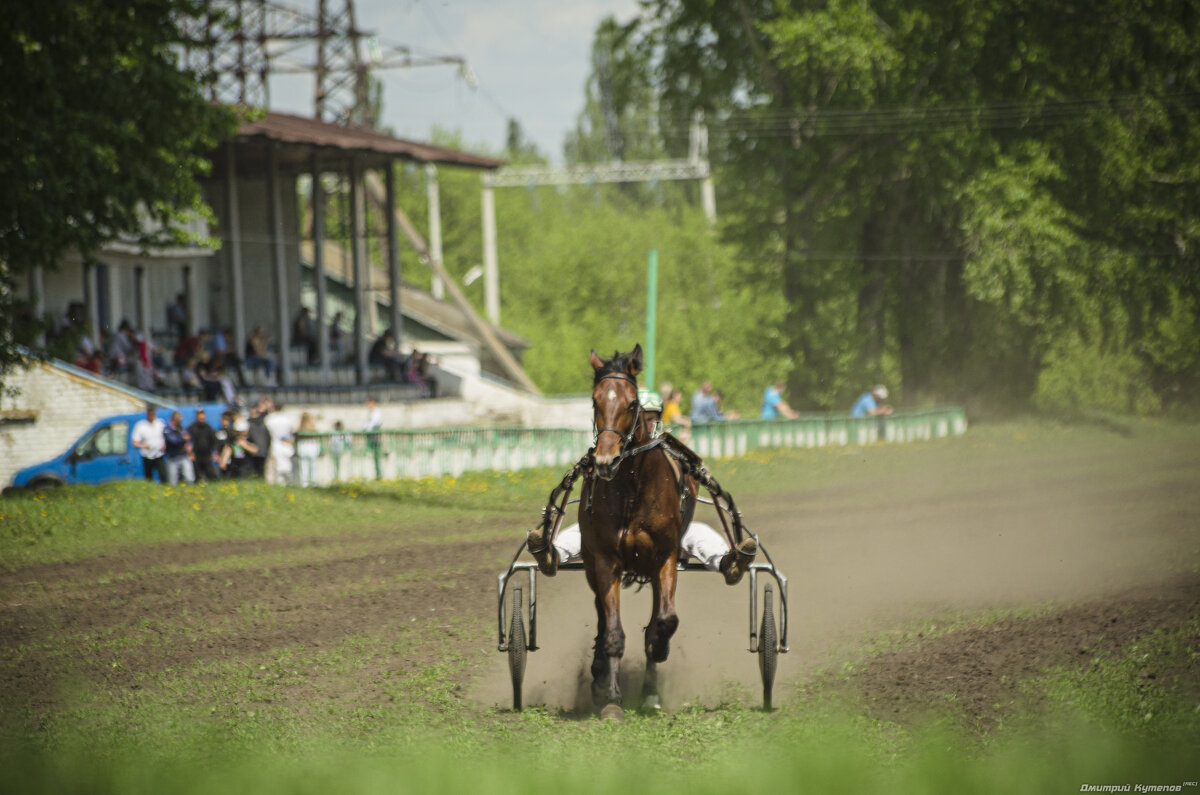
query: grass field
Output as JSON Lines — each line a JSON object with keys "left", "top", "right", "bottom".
{"left": 2, "top": 418, "right": 1198, "bottom": 793}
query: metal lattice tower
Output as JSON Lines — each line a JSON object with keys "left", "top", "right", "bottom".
{"left": 179, "top": 0, "right": 466, "bottom": 126}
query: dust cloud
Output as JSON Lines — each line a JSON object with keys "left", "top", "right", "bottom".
{"left": 470, "top": 432, "right": 1200, "bottom": 711}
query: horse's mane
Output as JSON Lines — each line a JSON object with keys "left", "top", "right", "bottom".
{"left": 592, "top": 350, "right": 640, "bottom": 386}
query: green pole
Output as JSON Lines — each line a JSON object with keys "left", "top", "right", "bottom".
{"left": 645, "top": 249, "right": 658, "bottom": 390}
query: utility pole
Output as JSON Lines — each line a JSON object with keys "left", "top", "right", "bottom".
{"left": 181, "top": 0, "right": 468, "bottom": 125}
{"left": 645, "top": 250, "right": 658, "bottom": 391}
{"left": 481, "top": 113, "right": 715, "bottom": 326}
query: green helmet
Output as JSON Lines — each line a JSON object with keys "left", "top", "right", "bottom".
{"left": 637, "top": 389, "right": 663, "bottom": 412}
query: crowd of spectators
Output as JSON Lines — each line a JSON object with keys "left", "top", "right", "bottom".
{"left": 120, "top": 393, "right": 388, "bottom": 488}
{"left": 24, "top": 295, "right": 441, "bottom": 405}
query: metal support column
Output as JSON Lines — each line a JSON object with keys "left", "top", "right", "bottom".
{"left": 224, "top": 141, "right": 247, "bottom": 363}
{"left": 267, "top": 142, "right": 292, "bottom": 386}
{"left": 350, "top": 157, "right": 369, "bottom": 384}
{"left": 182, "top": 264, "right": 194, "bottom": 335}
{"left": 425, "top": 164, "right": 444, "bottom": 300}
{"left": 135, "top": 265, "right": 150, "bottom": 343}
{"left": 481, "top": 172, "right": 500, "bottom": 324}
{"left": 82, "top": 260, "right": 100, "bottom": 351}
{"left": 311, "top": 159, "right": 331, "bottom": 379}
{"left": 385, "top": 165, "right": 402, "bottom": 349}
{"left": 700, "top": 177, "right": 716, "bottom": 223}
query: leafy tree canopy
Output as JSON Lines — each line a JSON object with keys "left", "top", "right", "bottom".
{"left": 0, "top": 0, "right": 238, "bottom": 386}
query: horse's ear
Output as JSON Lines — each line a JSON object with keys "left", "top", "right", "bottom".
{"left": 628, "top": 344, "right": 643, "bottom": 376}
{"left": 589, "top": 349, "right": 604, "bottom": 371}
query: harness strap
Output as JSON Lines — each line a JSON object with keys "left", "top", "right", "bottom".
{"left": 533, "top": 435, "right": 750, "bottom": 556}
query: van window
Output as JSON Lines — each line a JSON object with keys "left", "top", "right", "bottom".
{"left": 75, "top": 421, "right": 129, "bottom": 460}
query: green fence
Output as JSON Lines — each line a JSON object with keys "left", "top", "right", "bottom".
{"left": 292, "top": 407, "right": 966, "bottom": 484}
{"left": 687, "top": 407, "right": 969, "bottom": 459}
{"left": 295, "top": 427, "right": 594, "bottom": 483}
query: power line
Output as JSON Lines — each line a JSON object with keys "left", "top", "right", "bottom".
{"left": 589, "top": 92, "right": 1200, "bottom": 140}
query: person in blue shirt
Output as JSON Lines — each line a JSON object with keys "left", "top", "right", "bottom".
{"left": 851, "top": 385, "right": 893, "bottom": 418}
{"left": 760, "top": 381, "right": 799, "bottom": 420}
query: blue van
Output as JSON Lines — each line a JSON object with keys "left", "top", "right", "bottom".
{"left": 8, "top": 402, "right": 228, "bottom": 489}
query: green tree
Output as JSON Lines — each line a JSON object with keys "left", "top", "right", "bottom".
{"left": 0, "top": 0, "right": 238, "bottom": 387}
{"left": 643, "top": 0, "right": 1200, "bottom": 414}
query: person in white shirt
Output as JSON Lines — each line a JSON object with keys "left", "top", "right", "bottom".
{"left": 264, "top": 402, "right": 296, "bottom": 485}
{"left": 130, "top": 405, "right": 167, "bottom": 482}
{"left": 295, "top": 412, "right": 322, "bottom": 487}
{"left": 363, "top": 396, "right": 384, "bottom": 479}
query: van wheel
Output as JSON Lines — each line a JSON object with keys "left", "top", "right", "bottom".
{"left": 28, "top": 477, "right": 64, "bottom": 490}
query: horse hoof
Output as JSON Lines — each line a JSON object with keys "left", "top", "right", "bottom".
{"left": 600, "top": 704, "right": 625, "bottom": 721}
{"left": 641, "top": 695, "right": 661, "bottom": 712}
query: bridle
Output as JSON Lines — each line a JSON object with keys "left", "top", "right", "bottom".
{"left": 592, "top": 372, "right": 642, "bottom": 452}
{"left": 592, "top": 374, "right": 643, "bottom": 449}
{"left": 591, "top": 371, "right": 672, "bottom": 483}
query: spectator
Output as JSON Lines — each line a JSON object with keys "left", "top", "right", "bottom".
{"left": 691, "top": 382, "right": 738, "bottom": 423}
{"left": 661, "top": 388, "right": 690, "bottom": 432}
{"left": 292, "top": 307, "right": 318, "bottom": 365}
{"left": 131, "top": 405, "right": 167, "bottom": 482}
{"left": 264, "top": 401, "right": 295, "bottom": 485}
{"left": 210, "top": 326, "right": 247, "bottom": 386}
{"left": 108, "top": 320, "right": 135, "bottom": 371}
{"left": 850, "top": 384, "right": 893, "bottom": 418}
{"left": 189, "top": 408, "right": 219, "bottom": 481}
{"left": 197, "top": 356, "right": 223, "bottom": 403}
{"left": 416, "top": 352, "right": 438, "bottom": 397}
{"left": 761, "top": 381, "right": 799, "bottom": 420}
{"left": 363, "top": 396, "right": 383, "bottom": 480}
{"left": 133, "top": 330, "right": 161, "bottom": 392}
{"left": 246, "top": 397, "right": 273, "bottom": 478}
{"left": 329, "top": 419, "right": 350, "bottom": 481}
{"left": 714, "top": 390, "right": 738, "bottom": 421}
{"left": 296, "top": 412, "right": 321, "bottom": 487}
{"left": 167, "top": 294, "right": 188, "bottom": 341}
{"left": 75, "top": 349, "right": 104, "bottom": 375}
{"left": 244, "top": 326, "right": 275, "bottom": 382}
{"left": 851, "top": 384, "right": 893, "bottom": 441}
{"left": 369, "top": 329, "right": 405, "bottom": 382}
{"left": 214, "top": 409, "right": 232, "bottom": 448}
{"left": 163, "top": 410, "right": 195, "bottom": 485}
{"left": 329, "top": 311, "right": 347, "bottom": 364}
{"left": 689, "top": 382, "right": 715, "bottom": 423}
{"left": 173, "top": 330, "right": 203, "bottom": 368}
{"left": 403, "top": 349, "right": 437, "bottom": 397}
{"left": 219, "top": 415, "right": 258, "bottom": 479}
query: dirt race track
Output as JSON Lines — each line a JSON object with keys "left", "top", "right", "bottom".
{"left": 2, "top": 424, "right": 1199, "bottom": 726}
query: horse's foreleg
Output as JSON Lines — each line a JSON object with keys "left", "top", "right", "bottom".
{"left": 589, "top": 566, "right": 625, "bottom": 708}
{"left": 590, "top": 594, "right": 608, "bottom": 706}
{"left": 642, "top": 554, "right": 680, "bottom": 710}
{"left": 601, "top": 573, "right": 625, "bottom": 707}
{"left": 646, "top": 553, "right": 680, "bottom": 663}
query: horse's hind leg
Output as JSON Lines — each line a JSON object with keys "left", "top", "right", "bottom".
{"left": 642, "top": 555, "right": 679, "bottom": 710}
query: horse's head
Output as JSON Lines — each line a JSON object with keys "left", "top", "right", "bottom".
{"left": 590, "top": 344, "right": 643, "bottom": 481}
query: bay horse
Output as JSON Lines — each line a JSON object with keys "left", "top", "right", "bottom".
{"left": 581, "top": 344, "right": 689, "bottom": 715}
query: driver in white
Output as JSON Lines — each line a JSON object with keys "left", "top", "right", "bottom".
{"left": 527, "top": 389, "right": 757, "bottom": 585}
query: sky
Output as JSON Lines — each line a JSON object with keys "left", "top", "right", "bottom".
{"left": 267, "top": 0, "right": 641, "bottom": 162}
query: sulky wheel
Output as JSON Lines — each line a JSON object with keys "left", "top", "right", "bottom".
{"left": 508, "top": 585, "right": 527, "bottom": 711}
{"left": 758, "top": 583, "right": 778, "bottom": 711}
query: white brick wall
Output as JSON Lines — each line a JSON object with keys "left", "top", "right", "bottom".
{"left": 0, "top": 360, "right": 155, "bottom": 488}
